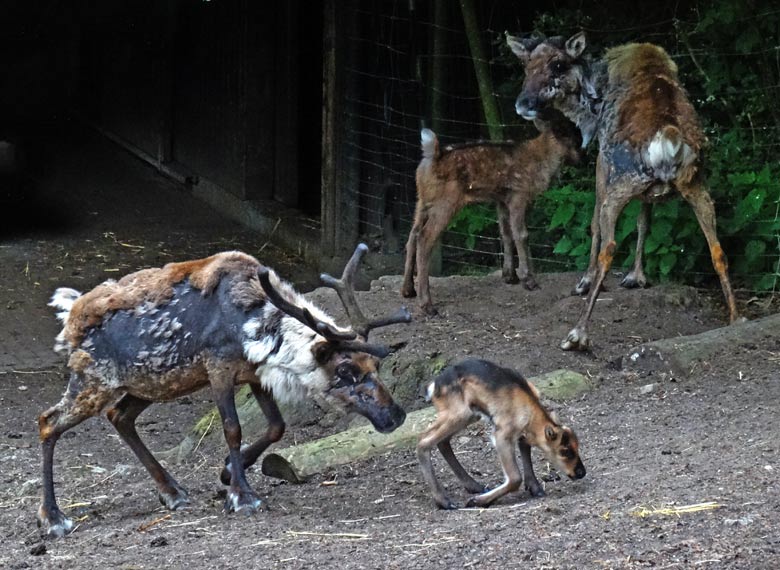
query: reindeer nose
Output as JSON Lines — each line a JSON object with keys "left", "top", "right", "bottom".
{"left": 515, "top": 94, "right": 538, "bottom": 119}
{"left": 574, "top": 463, "right": 586, "bottom": 479}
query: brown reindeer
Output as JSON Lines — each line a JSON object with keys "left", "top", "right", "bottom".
{"left": 38, "top": 244, "right": 410, "bottom": 537}
{"left": 507, "top": 32, "right": 741, "bottom": 350}
{"left": 401, "top": 109, "right": 581, "bottom": 314}
{"left": 417, "top": 359, "right": 585, "bottom": 509}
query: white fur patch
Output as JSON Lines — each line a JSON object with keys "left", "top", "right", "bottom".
{"left": 49, "top": 287, "right": 82, "bottom": 354}
{"left": 420, "top": 128, "right": 437, "bottom": 159}
{"left": 425, "top": 381, "right": 435, "bottom": 402}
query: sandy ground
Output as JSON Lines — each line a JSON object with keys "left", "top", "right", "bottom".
{"left": 1, "top": 125, "right": 779, "bottom": 569}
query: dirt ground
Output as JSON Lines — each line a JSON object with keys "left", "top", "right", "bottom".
{"left": 1, "top": 126, "right": 779, "bottom": 569}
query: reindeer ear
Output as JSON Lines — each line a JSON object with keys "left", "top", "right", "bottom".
{"left": 545, "top": 425, "right": 558, "bottom": 441}
{"left": 565, "top": 31, "right": 587, "bottom": 58}
{"left": 506, "top": 34, "right": 534, "bottom": 65}
{"left": 312, "top": 340, "right": 336, "bottom": 365}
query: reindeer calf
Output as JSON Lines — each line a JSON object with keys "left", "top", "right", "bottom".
{"left": 401, "top": 110, "right": 581, "bottom": 314}
{"left": 39, "top": 244, "right": 409, "bottom": 537}
{"left": 417, "top": 359, "right": 585, "bottom": 509}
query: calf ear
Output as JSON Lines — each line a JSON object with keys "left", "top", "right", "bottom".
{"left": 545, "top": 425, "right": 558, "bottom": 441}
{"left": 565, "top": 31, "right": 587, "bottom": 58}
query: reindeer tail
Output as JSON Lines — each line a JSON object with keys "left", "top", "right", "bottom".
{"left": 49, "top": 288, "right": 81, "bottom": 354}
{"left": 642, "top": 125, "right": 695, "bottom": 182}
{"left": 420, "top": 128, "right": 440, "bottom": 160}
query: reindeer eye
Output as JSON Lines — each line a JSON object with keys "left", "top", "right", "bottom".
{"left": 336, "top": 363, "right": 356, "bottom": 381}
{"left": 551, "top": 60, "right": 569, "bottom": 74}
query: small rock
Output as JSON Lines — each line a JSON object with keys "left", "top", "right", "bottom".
{"left": 640, "top": 383, "right": 657, "bottom": 395}
{"left": 6, "top": 432, "right": 23, "bottom": 439}
{"left": 150, "top": 536, "right": 168, "bottom": 547}
{"left": 18, "top": 385, "right": 28, "bottom": 391}
{"left": 29, "top": 543, "right": 46, "bottom": 556}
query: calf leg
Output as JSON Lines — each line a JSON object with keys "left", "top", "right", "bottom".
{"left": 518, "top": 440, "right": 544, "bottom": 497}
{"left": 438, "top": 439, "right": 488, "bottom": 493}
{"left": 220, "top": 384, "right": 285, "bottom": 485}
{"left": 106, "top": 394, "right": 189, "bottom": 510}
{"left": 680, "top": 183, "right": 740, "bottom": 323}
{"left": 415, "top": 194, "right": 461, "bottom": 314}
{"left": 401, "top": 201, "right": 425, "bottom": 298}
{"left": 38, "top": 373, "right": 116, "bottom": 537}
{"left": 507, "top": 196, "right": 538, "bottom": 290}
{"left": 621, "top": 202, "right": 650, "bottom": 289}
{"left": 465, "top": 428, "right": 523, "bottom": 508}
{"left": 417, "top": 412, "right": 471, "bottom": 509}
{"left": 209, "top": 365, "right": 262, "bottom": 514}
{"left": 497, "top": 203, "right": 519, "bottom": 284}
{"left": 562, "top": 186, "right": 636, "bottom": 351}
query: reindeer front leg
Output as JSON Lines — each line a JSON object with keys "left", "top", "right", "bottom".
{"left": 573, "top": 154, "right": 607, "bottom": 295}
{"left": 465, "top": 427, "right": 523, "bottom": 508}
{"left": 620, "top": 202, "right": 650, "bottom": 289}
{"left": 209, "top": 363, "right": 263, "bottom": 514}
{"left": 518, "top": 439, "right": 544, "bottom": 497}
{"left": 497, "top": 203, "right": 519, "bottom": 284}
{"left": 220, "top": 384, "right": 285, "bottom": 485}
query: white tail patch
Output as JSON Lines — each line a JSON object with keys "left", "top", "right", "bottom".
{"left": 642, "top": 126, "right": 695, "bottom": 182}
{"left": 420, "top": 128, "right": 438, "bottom": 160}
{"left": 49, "top": 288, "right": 81, "bottom": 354}
{"left": 425, "top": 381, "right": 435, "bottom": 402}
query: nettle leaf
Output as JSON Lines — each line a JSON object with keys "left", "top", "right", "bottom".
{"left": 549, "top": 202, "right": 576, "bottom": 230}
{"left": 650, "top": 218, "right": 673, "bottom": 241}
{"left": 755, "top": 273, "right": 779, "bottom": 292}
{"left": 554, "top": 235, "right": 574, "bottom": 254}
{"left": 570, "top": 241, "right": 590, "bottom": 257}
{"left": 660, "top": 253, "right": 678, "bottom": 276}
{"left": 744, "top": 239, "right": 766, "bottom": 264}
{"left": 732, "top": 187, "right": 767, "bottom": 231}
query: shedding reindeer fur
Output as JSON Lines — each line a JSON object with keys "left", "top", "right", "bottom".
{"left": 401, "top": 109, "right": 581, "bottom": 314}
{"left": 38, "top": 244, "right": 410, "bottom": 538}
{"left": 508, "top": 32, "right": 741, "bottom": 350}
{"left": 417, "top": 359, "right": 585, "bottom": 509}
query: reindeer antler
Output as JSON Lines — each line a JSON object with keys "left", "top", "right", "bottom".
{"left": 320, "top": 243, "right": 412, "bottom": 340}
{"left": 258, "top": 269, "right": 357, "bottom": 342}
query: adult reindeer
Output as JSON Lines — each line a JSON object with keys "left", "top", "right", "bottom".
{"left": 507, "top": 32, "right": 740, "bottom": 350}
{"left": 39, "top": 244, "right": 409, "bottom": 537}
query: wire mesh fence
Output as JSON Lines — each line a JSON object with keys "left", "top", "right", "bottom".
{"left": 338, "top": 0, "right": 780, "bottom": 296}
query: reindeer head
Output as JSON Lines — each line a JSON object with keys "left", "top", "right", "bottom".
{"left": 507, "top": 32, "right": 600, "bottom": 148}
{"left": 258, "top": 244, "right": 409, "bottom": 433}
{"left": 538, "top": 424, "right": 586, "bottom": 480}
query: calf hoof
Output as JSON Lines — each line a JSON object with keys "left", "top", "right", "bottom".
{"left": 522, "top": 276, "right": 539, "bottom": 291}
{"left": 464, "top": 481, "right": 490, "bottom": 494}
{"left": 526, "top": 484, "right": 545, "bottom": 498}
{"left": 400, "top": 284, "right": 417, "bottom": 298}
{"left": 502, "top": 269, "right": 520, "bottom": 284}
{"left": 224, "top": 489, "right": 263, "bottom": 514}
{"left": 620, "top": 272, "right": 647, "bottom": 289}
{"left": 561, "top": 327, "right": 590, "bottom": 351}
{"left": 435, "top": 497, "right": 459, "bottom": 510}
{"left": 158, "top": 485, "right": 190, "bottom": 511}
{"left": 464, "top": 495, "right": 493, "bottom": 509}
{"left": 37, "top": 507, "right": 75, "bottom": 538}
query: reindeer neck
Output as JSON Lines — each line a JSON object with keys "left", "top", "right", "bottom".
{"left": 521, "top": 403, "right": 557, "bottom": 446}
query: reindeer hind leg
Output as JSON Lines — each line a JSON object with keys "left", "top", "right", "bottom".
{"left": 438, "top": 438, "right": 488, "bottom": 494}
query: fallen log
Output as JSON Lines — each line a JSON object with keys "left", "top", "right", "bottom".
{"left": 622, "top": 313, "right": 780, "bottom": 378}
{"left": 261, "top": 368, "right": 592, "bottom": 483}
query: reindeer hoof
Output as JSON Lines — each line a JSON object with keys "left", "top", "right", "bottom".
{"left": 224, "top": 489, "right": 263, "bottom": 514}
{"left": 526, "top": 484, "right": 545, "bottom": 498}
{"left": 522, "top": 276, "right": 539, "bottom": 291}
{"left": 400, "top": 285, "right": 417, "bottom": 298}
{"left": 502, "top": 270, "right": 520, "bottom": 284}
{"left": 37, "top": 507, "right": 75, "bottom": 538}
{"left": 420, "top": 303, "right": 438, "bottom": 316}
{"left": 561, "top": 328, "right": 590, "bottom": 351}
{"left": 465, "top": 496, "right": 492, "bottom": 509}
{"left": 620, "top": 272, "right": 648, "bottom": 289}
{"left": 572, "top": 277, "right": 591, "bottom": 296}
{"left": 158, "top": 485, "right": 190, "bottom": 510}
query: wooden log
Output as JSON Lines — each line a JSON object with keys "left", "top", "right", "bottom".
{"left": 261, "top": 368, "right": 592, "bottom": 482}
{"left": 622, "top": 313, "right": 780, "bottom": 378}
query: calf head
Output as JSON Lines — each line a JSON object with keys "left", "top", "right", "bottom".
{"left": 539, "top": 424, "right": 586, "bottom": 480}
{"left": 507, "top": 32, "right": 600, "bottom": 147}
